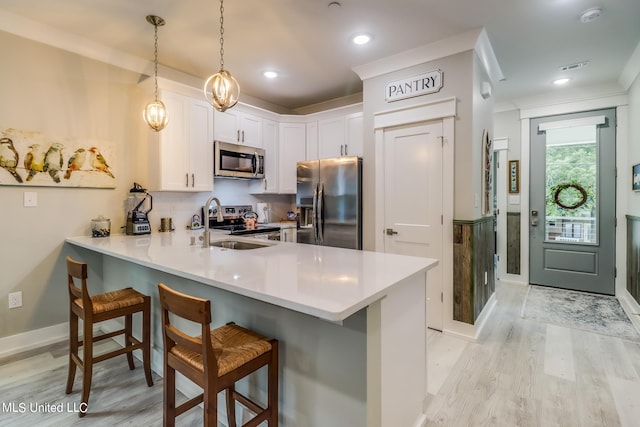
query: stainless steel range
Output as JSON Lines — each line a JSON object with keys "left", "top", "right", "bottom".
{"left": 208, "top": 205, "right": 281, "bottom": 239}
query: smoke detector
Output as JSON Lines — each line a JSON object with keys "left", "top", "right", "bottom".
{"left": 580, "top": 7, "right": 602, "bottom": 23}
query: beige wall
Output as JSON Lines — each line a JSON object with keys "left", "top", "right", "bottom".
{"left": 360, "top": 50, "right": 494, "bottom": 250}
{"left": 0, "top": 31, "right": 147, "bottom": 338}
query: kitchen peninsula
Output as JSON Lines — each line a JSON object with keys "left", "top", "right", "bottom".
{"left": 65, "top": 231, "right": 437, "bottom": 427}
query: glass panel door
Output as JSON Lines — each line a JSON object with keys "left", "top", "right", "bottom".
{"left": 544, "top": 125, "right": 597, "bottom": 244}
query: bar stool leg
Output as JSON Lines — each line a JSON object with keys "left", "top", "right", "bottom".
{"left": 269, "top": 340, "right": 279, "bottom": 426}
{"left": 125, "top": 313, "right": 135, "bottom": 370}
{"left": 143, "top": 297, "right": 153, "bottom": 386}
{"left": 80, "top": 320, "right": 94, "bottom": 418}
{"left": 226, "top": 386, "right": 237, "bottom": 427}
{"left": 164, "top": 363, "right": 176, "bottom": 427}
{"left": 66, "top": 310, "right": 78, "bottom": 394}
{"left": 204, "top": 386, "right": 218, "bottom": 427}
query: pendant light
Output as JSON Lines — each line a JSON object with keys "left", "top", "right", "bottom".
{"left": 204, "top": 0, "right": 240, "bottom": 112}
{"left": 143, "top": 15, "right": 169, "bottom": 131}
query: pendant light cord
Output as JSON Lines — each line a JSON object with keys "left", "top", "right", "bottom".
{"left": 219, "top": 0, "right": 225, "bottom": 71}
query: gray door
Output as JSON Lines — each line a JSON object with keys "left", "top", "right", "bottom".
{"left": 529, "top": 109, "right": 616, "bottom": 295}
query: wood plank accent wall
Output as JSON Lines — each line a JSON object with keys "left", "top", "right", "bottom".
{"left": 626, "top": 215, "right": 640, "bottom": 304}
{"left": 507, "top": 212, "right": 521, "bottom": 274}
{"left": 453, "top": 216, "right": 496, "bottom": 324}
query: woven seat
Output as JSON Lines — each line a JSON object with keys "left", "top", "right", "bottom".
{"left": 158, "top": 283, "right": 279, "bottom": 427}
{"left": 65, "top": 257, "right": 153, "bottom": 417}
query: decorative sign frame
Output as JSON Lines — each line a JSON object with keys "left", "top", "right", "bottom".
{"left": 482, "top": 129, "right": 492, "bottom": 215}
{"left": 0, "top": 128, "right": 116, "bottom": 188}
{"left": 634, "top": 164, "right": 640, "bottom": 191}
{"left": 385, "top": 69, "right": 443, "bottom": 102}
{"left": 509, "top": 160, "right": 520, "bottom": 194}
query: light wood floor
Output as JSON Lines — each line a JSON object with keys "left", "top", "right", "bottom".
{"left": 1, "top": 281, "right": 639, "bottom": 426}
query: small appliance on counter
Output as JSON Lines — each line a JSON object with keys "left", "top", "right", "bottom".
{"left": 125, "top": 182, "right": 152, "bottom": 235}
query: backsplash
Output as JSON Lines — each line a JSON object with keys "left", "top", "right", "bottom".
{"left": 148, "top": 179, "right": 295, "bottom": 232}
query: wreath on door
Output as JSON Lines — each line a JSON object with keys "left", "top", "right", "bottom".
{"left": 552, "top": 182, "right": 588, "bottom": 210}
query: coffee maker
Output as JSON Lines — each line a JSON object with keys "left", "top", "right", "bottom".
{"left": 125, "top": 183, "right": 152, "bottom": 235}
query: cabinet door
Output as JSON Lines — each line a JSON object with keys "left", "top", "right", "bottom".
{"left": 279, "top": 122, "right": 306, "bottom": 194}
{"left": 318, "top": 117, "right": 345, "bottom": 159}
{"left": 239, "top": 113, "right": 263, "bottom": 147}
{"left": 213, "top": 109, "right": 240, "bottom": 143}
{"left": 188, "top": 99, "right": 214, "bottom": 192}
{"left": 157, "top": 90, "right": 190, "bottom": 190}
{"left": 345, "top": 113, "right": 363, "bottom": 157}
{"left": 306, "top": 121, "right": 319, "bottom": 160}
{"left": 250, "top": 119, "right": 278, "bottom": 194}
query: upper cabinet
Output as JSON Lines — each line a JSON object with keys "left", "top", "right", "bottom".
{"left": 278, "top": 122, "right": 306, "bottom": 194}
{"left": 306, "top": 105, "right": 363, "bottom": 160}
{"left": 214, "top": 107, "right": 263, "bottom": 147}
{"left": 147, "top": 80, "right": 214, "bottom": 192}
{"left": 249, "top": 119, "right": 279, "bottom": 194}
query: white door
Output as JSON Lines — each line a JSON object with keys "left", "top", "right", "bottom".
{"left": 384, "top": 120, "right": 444, "bottom": 331}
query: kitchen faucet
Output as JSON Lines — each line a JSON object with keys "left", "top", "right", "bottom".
{"left": 203, "top": 196, "right": 224, "bottom": 247}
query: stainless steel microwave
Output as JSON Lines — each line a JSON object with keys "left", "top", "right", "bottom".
{"left": 214, "top": 140, "right": 265, "bottom": 179}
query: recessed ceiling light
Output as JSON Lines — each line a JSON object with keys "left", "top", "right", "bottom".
{"left": 553, "top": 78, "right": 571, "bottom": 86}
{"left": 352, "top": 34, "right": 371, "bottom": 45}
{"left": 263, "top": 71, "right": 278, "bottom": 79}
{"left": 580, "top": 7, "right": 602, "bottom": 23}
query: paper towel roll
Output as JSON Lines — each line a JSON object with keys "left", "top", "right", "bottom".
{"left": 256, "top": 203, "right": 270, "bottom": 223}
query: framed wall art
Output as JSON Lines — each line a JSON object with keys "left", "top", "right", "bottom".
{"left": 633, "top": 163, "right": 640, "bottom": 191}
{"left": 509, "top": 160, "right": 520, "bottom": 194}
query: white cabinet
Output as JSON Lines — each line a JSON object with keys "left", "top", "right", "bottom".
{"left": 214, "top": 108, "right": 263, "bottom": 147}
{"left": 309, "top": 110, "right": 363, "bottom": 160}
{"left": 278, "top": 122, "right": 306, "bottom": 194}
{"left": 306, "top": 121, "right": 318, "bottom": 161}
{"left": 249, "top": 119, "right": 279, "bottom": 194}
{"left": 280, "top": 224, "right": 297, "bottom": 242}
{"left": 148, "top": 85, "right": 214, "bottom": 192}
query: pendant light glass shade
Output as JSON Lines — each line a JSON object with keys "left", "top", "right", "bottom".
{"left": 143, "top": 15, "right": 168, "bottom": 132}
{"left": 204, "top": 70, "right": 240, "bottom": 112}
{"left": 204, "top": 0, "right": 240, "bottom": 112}
{"left": 143, "top": 100, "right": 169, "bottom": 131}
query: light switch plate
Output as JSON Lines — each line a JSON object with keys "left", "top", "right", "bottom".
{"left": 508, "top": 195, "right": 520, "bottom": 205}
{"left": 23, "top": 191, "right": 37, "bottom": 207}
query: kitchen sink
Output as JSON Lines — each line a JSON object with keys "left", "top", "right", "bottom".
{"left": 210, "top": 240, "right": 271, "bottom": 250}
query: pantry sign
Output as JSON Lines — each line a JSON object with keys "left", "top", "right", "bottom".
{"left": 385, "top": 70, "right": 443, "bottom": 102}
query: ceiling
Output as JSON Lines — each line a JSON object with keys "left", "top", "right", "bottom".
{"left": 1, "top": 0, "right": 639, "bottom": 112}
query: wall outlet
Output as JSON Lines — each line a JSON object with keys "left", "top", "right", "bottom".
{"left": 8, "top": 291, "right": 22, "bottom": 309}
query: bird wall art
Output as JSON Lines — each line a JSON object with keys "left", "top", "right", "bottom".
{"left": 0, "top": 128, "right": 116, "bottom": 188}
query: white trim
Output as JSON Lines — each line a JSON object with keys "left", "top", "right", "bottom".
{"left": 0, "top": 322, "right": 68, "bottom": 359}
{"left": 471, "top": 293, "right": 497, "bottom": 338}
{"left": 520, "top": 118, "right": 531, "bottom": 284}
{"left": 538, "top": 115, "right": 606, "bottom": 132}
{"left": 493, "top": 137, "right": 509, "bottom": 151}
{"left": 373, "top": 97, "right": 456, "bottom": 129}
{"left": 520, "top": 94, "right": 628, "bottom": 119}
{"left": 616, "top": 106, "right": 629, "bottom": 298}
{"left": 618, "top": 290, "right": 640, "bottom": 335}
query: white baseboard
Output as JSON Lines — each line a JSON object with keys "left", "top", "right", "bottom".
{"left": 0, "top": 322, "right": 68, "bottom": 360}
{"left": 618, "top": 290, "right": 640, "bottom": 335}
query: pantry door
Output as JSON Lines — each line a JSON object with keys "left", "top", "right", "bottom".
{"left": 529, "top": 109, "right": 616, "bottom": 295}
{"left": 383, "top": 120, "right": 444, "bottom": 330}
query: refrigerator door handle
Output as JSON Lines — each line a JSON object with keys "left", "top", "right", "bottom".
{"left": 317, "top": 183, "right": 324, "bottom": 243}
{"left": 312, "top": 184, "right": 319, "bottom": 243}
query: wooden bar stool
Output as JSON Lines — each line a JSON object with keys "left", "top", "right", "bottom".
{"left": 158, "top": 282, "right": 279, "bottom": 427}
{"left": 65, "top": 256, "right": 153, "bottom": 416}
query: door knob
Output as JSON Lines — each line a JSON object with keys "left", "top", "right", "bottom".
{"left": 386, "top": 228, "right": 398, "bottom": 235}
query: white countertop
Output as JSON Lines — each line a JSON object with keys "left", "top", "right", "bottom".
{"left": 65, "top": 231, "right": 437, "bottom": 322}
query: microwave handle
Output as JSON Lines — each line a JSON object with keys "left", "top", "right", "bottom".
{"left": 252, "top": 152, "right": 259, "bottom": 176}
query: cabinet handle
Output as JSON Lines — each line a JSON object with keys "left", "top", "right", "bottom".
{"left": 340, "top": 145, "right": 344, "bottom": 156}
{"left": 191, "top": 173, "right": 195, "bottom": 187}
{"left": 242, "top": 130, "right": 245, "bottom": 142}
{"left": 237, "top": 130, "right": 240, "bottom": 142}
{"left": 185, "top": 173, "right": 189, "bottom": 187}
{"left": 345, "top": 144, "right": 348, "bottom": 156}
{"left": 264, "top": 179, "right": 267, "bottom": 191}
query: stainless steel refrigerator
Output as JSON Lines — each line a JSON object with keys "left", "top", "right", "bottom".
{"left": 296, "top": 156, "right": 362, "bottom": 249}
